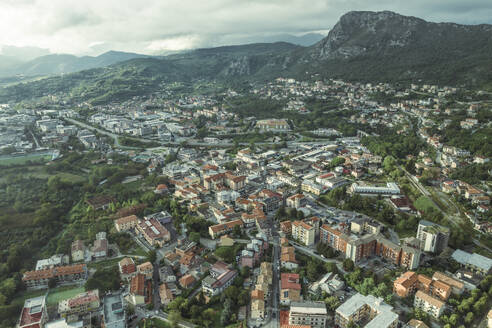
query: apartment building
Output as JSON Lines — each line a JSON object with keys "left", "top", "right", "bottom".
{"left": 414, "top": 290, "right": 445, "bottom": 318}
{"left": 58, "top": 290, "right": 100, "bottom": 317}
{"left": 137, "top": 218, "right": 171, "bottom": 247}
{"left": 118, "top": 257, "right": 137, "bottom": 281}
{"left": 22, "top": 264, "right": 88, "bottom": 289}
{"left": 335, "top": 293, "right": 398, "bottom": 328}
{"left": 286, "top": 193, "right": 306, "bottom": 209}
{"left": 208, "top": 219, "right": 244, "bottom": 239}
{"left": 416, "top": 220, "right": 450, "bottom": 253}
{"left": 320, "top": 226, "right": 421, "bottom": 269}
{"left": 292, "top": 220, "right": 315, "bottom": 246}
{"left": 288, "top": 301, "right": 328, "bottom": 328}
{"left": 114, "top": 215, "right": 139, "bottom": 232}
{"left": 281, "top": 246, "right": 298, "bottom": 270}
{"left": 393, "top": 271, "right": 451, "bottom": 301}
{"left": 71, "top": 240, "right": 86, "bottom": 262}
{"left": 202, "top": 269, "right": 238, "bottom": 296}
{"left": 256, "top": 119, "right": 290, "bottom": 131}
{"left": 349, "top": 182, "right": 400, "bottom": 196}
{"left": 451, "top": 249, "right": 492, "bottom": 275}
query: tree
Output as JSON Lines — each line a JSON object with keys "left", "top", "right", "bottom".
{"left": 147, "top": 250, "right": 157, "bottom": 263}
{"left": 343, "top": 259, "right": 355, "bottom": 271}
{"left": 324, "top": 296, "right": 341, "bottom": 312}
{"left": 464, "top": 312, "right": 474, "bottom": 324}
{"left": 168, "top": 310, "right": 182, "bottom": 328}
{"left": 48, "top": 278, "right": 57, "bottom": 288}
{"left": 189, "top": 232, "right": 201, "bottom": 244}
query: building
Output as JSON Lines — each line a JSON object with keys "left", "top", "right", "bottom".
{"left": 22, "top": 264, "right": 88, "bottom": 289}
{"left": 114, "top": 215, "right": 139, "bottom": 232}
{"left": 432, "top": 272, "right": 464, "bottom": 295}
{"left": 91, "top": 232, "right": 108, "bottom": 259}
{"left": 280, "top": 246, "right": 298, "bottom": 270}
{"left": 137, "top": 218, "right": 171, "bottom": 247}
{"left": 256, "top": 119, "right": 290, "bottom": 132}
{"left": 416, "top": 220, "right": 450, "bottom": 253}
{"left": 292, "top": 220, "right": 315, "bottom": 246}
{"left": 251, "top": 298, "right": 266, "bottom": 320}
{"left": 128, "top": 274, "right": 147, "bottom": 306}
{"left": 35, "top": 254, "right": 69, "bottom": 271}
{"left": 179, "top": 274, "right": 196, "bottom": 289}
{"left": 452, "top": 249, "right": 492, "bottom": 275}
{"left": 18, "top": 296, "right": 48, "bottom": 328}
{"left": 287, "top": 194, "right": 306, "bottom": 209}
{"left": 414, "top": 290, "right": 445, "bottom": 319}
{"left": 118, "top": 257, "right": 137, "bottom": 281}
{"left": 71, "top": 240, "right": 85, "bottom": 262}
{"left": 102, "top": 293, "right": 126, "bottom": 328}
{"left": 280, "top": 273, "right": 301, "bottom": 305}
{"left": 393, "top": 271, "right": 451, "bottom": 301}
{"left": 137, "top": 262, "right": 154, "bottom": 280}
{"left": 159, "top": 283, "right": 174, "bottom": 306}
{"left": 58, "top": 290, "right": 100, "bottom": 317}
{"left": 349, "top": 182, "right": 400, "bottom": 196}
{"left": 86, "top": 195, "right": 116, "bottom": 210}
{"left": 208, "top": 219, "right": 244, "bottom": 239}
{"left": 335, "top": 293, "right": 398, "bottom": 328}
{"left": 319, "top": 226, "right": 420, "bottom": 270}
{"left": 202, "top": 269, "right": 238, "bottom": 296}
{"left": 288, "top": 301, "right": 328, "bottom": 328}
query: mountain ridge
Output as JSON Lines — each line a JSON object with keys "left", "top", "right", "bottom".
{"left": 1, "top": 11, "right": 492, "bottom": 104}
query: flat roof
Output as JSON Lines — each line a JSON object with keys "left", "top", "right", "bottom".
{"left": 452, "top": 249, "right": 492, "bottom": 272}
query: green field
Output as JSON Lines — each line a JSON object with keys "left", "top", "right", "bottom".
{"left": 46, "top": 286, "right": 85, "bottom": 306}
{"left": 414, "top": 196, "right": 439, "bottom": 212}
{"left": 0, "top": 154, "right": 52, "bottom": 165}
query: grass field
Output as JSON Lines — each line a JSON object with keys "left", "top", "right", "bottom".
{"left": 0, "top": 154, "right": 52, "bottom": 165}
{"left": 414, "top": 196, "right": 439, "bottom": 212}
{"left": 46, "top": 286, "right": 85, "bottom": 306}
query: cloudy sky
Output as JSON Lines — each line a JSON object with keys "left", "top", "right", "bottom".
{"left": 1, "top": 0, "right": 491, "bottom": 56}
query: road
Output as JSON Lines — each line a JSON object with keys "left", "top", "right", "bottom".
{"left": 288, "top": 241, "right": 346, "bottom": 275}
{"left": 65, "top": 117, "right": 340, "bottom": 149}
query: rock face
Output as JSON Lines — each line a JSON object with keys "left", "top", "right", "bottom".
{"left": 312, "top": 10, "right": 492, "bottom": 60}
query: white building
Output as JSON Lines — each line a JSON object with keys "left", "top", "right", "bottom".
{"left": 289, "top": 301, "right": 328, "bottom": 328}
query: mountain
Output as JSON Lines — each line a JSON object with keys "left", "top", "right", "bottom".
{"left": 2, "top": 11, "right": 492, "bottom": 104}
{"left": 0, "top": 50, "right": 150, "bottom": 77}
{"left": 0, "top": 45, "right": 50, "bottom": 62}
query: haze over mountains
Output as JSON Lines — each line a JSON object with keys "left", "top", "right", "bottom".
{"left": 0, "top": 33, "right": 325, "bottom": 78}
{"left": 1, "top": 11, "right": 492, "bottom": 104}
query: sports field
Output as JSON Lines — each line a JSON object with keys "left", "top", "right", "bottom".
{"left": 46, "top": 286, "right": 85, "bottom": 306}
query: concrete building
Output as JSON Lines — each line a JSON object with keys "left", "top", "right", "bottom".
{"left": 102, "top": 293, "right": 126, "bottom": 328}
{"left": 416, "top": 220, "right": 450, "bottom": 253}
{"left": 288, "top": 301, "right": 327, "bottom": 328}
{"left": 335, "top": 293, "right": 398, "bottom": 328}
{"left": 58, "top": 290, "right": 100, "bottom": 317}
{"left": 414, "top": 290, "right": 445, "bottom": 319}
{"left": 452, "top": 249, "right": 492, "bottom": 275}
{"left": 292, "top": 220, "right": 315, "bottom": 246}
{"left": 114, "top": 215, "right": 139, "bottom": 232}
{"left": 349, "top": 182, "right": 400, "bottom": 196}
{"left": 280, "top": 273, "right": 301, "bottom": 305}
{"left": 18, "top": 296, "right": 48, "bottom": 328}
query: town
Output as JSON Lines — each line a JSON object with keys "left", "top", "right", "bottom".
{"left": 2, "top": 76, "right": 492, "bottom": 328}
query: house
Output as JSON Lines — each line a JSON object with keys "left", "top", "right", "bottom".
{"left": 91, "top": 232, "right": 108, "bottom": 259}
{"left": 137, "top": 262, "right": 154, "bottom": 280}
{"left": 18, "top": 296, "right": 48, "bottom": 328}
{"left": 280, "top": 273, "right": 301, "bottom": 305}
{"left": 118, "top": 257, "right": 137, "bottom": 281}
{"left": 179, "top": 274, "right": 196, "bottom": 289}
{"left": 280, "top": 221, "right": 292, "bottom": 235}
{"left": 71, "top": 240, "right": 86, "bottom": 262}
{"left": 432, "top": 272, "right": 464, "bottom": 295}
{"left": 251, "top": 299, "right": 265, "bottom": 320}
{"left": 335, "top": 293, "right": 398, "bottom": 328}
{"left": 154, "top": 184, "right": 169, "bottom": 194}
{"left": 280, "top": 246, "right": 298, "bottom": 270}
{"left": 114, "top": 215, "right": 139, "bottom": 232}
{"left": 137, "top": 218, "right": 171, "bottom": 247}
{"left": 159, "top": 283, "right": 174, "bottom": 306}
{"left": 414, "top": 290, "right": 445, "bottom": 318}
{"left": 288, "top": 301, "right": 328, "bottom": 328}
{"left": 86, "top": 195, "right": 116, "bottom": 210}
{"left": 58, "top": 289, "right": 100, "bottom": 317}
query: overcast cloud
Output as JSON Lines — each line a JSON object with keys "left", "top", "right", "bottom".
{"left": 0, "top": 0, "right": 491, "bottom": 56}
